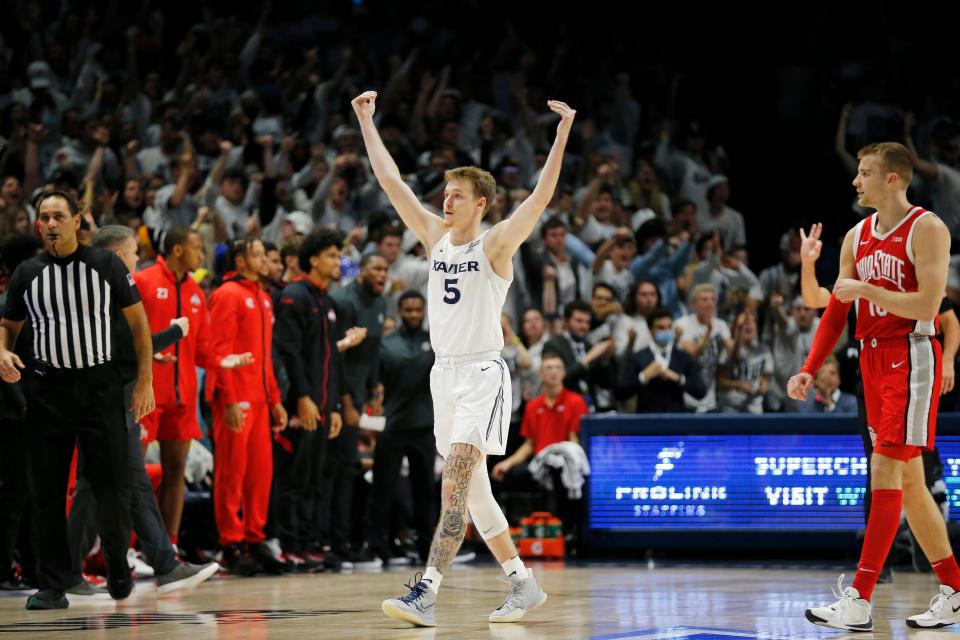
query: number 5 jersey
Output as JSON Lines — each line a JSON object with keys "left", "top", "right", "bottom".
{"left": 427, "top": 230, "right": 511, "bottom": 357}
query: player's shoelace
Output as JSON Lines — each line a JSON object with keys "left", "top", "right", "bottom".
{"left": 827, "top": 574, "right": 857, "bottom": 611}
{"left": 496, "top": 576, "right": 526, "bottom": 610}
{"left": 923, "top": 591, "right": 951, "bottom": 617}
{"left": 399, "top": 572, "right": 429, "bottom": 605}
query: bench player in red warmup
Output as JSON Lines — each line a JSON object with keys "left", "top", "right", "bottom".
{"left": 788, "top": 142, "right": 958, "bottom": 631}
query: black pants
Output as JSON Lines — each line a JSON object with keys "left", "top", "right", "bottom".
{"left": 271, "top": 422, "right": 330, "bottom": 552}
{"left": 368, "top": 427, "right": 436, "bottom": 561}
{"left": 25, "top": 363, "right": 132, "bottom": 590}
{"left": 0, "top": 417, "right": 32, "bottom": 582}
{"left": 68, "top": 382, "right": 178, "bottom": 583}
{"left": 319, "top": 424, "right": 359, "bottom": 550}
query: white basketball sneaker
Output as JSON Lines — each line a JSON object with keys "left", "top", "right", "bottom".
{"left": 907, "top": 585, "right": 960, "bottom": 629}
{"left": 804, "top": 575, "right": 873, "bottom": 632}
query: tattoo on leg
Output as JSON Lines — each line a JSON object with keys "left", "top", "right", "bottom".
{"left": 428, "top": 444, "right": 481, "bottom": 573}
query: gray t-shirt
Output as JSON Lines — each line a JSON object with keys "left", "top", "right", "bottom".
{"left": 153, "top": 184, "right": 199, "bottom": 230}
{"left": 718, "top": 341, "right": 774, "bottom": 415}
{"left": 933, "top": 163, "right": 960, "bottom": 236}
{"left": 699, "top": 206, "right": 747, "bottom": 251}
{"left": 675, "top": 314, "right": 731, "bottom": 412}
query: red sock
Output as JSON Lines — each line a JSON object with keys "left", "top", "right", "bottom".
{"left": 170, "top": 534, "right": 178, "bottom": 545}
{"left": 851, "top": 489, "right": 902, "bottom": 601}
{"left": 932, "top": 555, "right": 960, "bottom": 591}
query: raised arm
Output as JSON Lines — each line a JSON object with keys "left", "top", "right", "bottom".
{"left": 834, "top": 104, "right": 858, "bottom": 176}
{"left": 788, "top": 228, "right": 857, "bottom": 400}
{"left": 904, "top": 112, "right": 941, "bottom": 180}
{"left": 352, "top": 91, "right": 444, "bottom": 249}
{"left": 799, "top": 223, "right": 831, "bottom": 309}
{"left": 486, "top": 100, "right": 576, "bottom": 266}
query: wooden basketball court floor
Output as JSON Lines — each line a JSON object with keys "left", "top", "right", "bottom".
{"left": 0, "top": 563, "right": 955, "bottom": 639}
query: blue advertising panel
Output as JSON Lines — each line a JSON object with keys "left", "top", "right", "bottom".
{"left": 581, "top": 414, "right": 960, "bottom": 547}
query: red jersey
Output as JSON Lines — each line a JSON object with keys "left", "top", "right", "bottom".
{"left": 520, "top": 388, "right": 588, "bottom": 454}
{"left": 853, "top": 206, "right": 940, "bottom": 340}
{"left": 137, "top": 257, "right": 220, "bottom": 407}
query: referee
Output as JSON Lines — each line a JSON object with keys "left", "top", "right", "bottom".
{"left": 0, "top": 191, "right": 156, "bottom": 610}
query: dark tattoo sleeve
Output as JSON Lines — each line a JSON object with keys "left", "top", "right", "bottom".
{"left": 427, "top": 443, "right": 482, "bottom": 573}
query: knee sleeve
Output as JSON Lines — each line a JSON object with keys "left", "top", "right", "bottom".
{"left": 467, "top": 462, "right": 508, "bottom": 539}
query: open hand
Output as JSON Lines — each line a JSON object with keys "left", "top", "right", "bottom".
{"left": 548, "top": 100, "right": 576, "bottom": 141}
{"left": 221, "top": 352, "right": 254, "bottom": 369}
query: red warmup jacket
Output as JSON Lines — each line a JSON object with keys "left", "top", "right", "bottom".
{"left": 136, "top": 256, "right": 221, "bottom": 407}
{"left": 207, "top": 273, "right": 281, "bottom": 409}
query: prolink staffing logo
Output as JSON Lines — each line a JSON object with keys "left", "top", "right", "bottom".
{"left": 653, "top": 443, "right": 684, "bottom": 481}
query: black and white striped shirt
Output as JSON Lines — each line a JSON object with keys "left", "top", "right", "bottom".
{"left": 3, "top": 245, "right": 141, "bottom": 369}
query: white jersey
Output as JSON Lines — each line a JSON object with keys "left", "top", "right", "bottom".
{"left": 427, "top": 230, "right": 511, "bottom": 357}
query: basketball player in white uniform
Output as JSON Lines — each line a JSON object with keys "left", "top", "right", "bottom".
{"left": 352, "top": 90, "right": 575, "bottom": 627}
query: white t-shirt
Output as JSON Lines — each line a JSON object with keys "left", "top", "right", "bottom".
{"left": 428, "top": 231, "right": 511, "bottom": 357}
{"left": 718, "top": 341, "right": 774, "bottom": 415}
{"left": 578, "top": 216, "right": 617, "bottom": 246}
{"left": 613, "top": 314, "right": 653, "bottom": 360}
{"left": 555, "top": 260, "right": 578, "bottom": 306}
{"left": 674, "top": 314, "right": 731, "bottom": 412}
{"left": 597, "top": 260, "right": 635, "bottom": 302}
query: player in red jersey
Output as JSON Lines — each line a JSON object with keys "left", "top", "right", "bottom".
{"left": 789, "top": 142, "right": 958, "bottom": 631}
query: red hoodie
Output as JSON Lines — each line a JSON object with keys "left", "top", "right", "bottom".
{"left": 136, "top": 256, "right": 221, "bottom": 407}
{"left": 207, "top": 273, "right": 281, "bottom": 408}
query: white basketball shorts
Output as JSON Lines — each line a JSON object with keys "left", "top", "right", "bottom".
{"left": 431, "top": 351, "right": 511, "bottom": 458}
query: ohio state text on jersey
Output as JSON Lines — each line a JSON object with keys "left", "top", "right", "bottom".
{"left": 852, "top": 206, "right": 939, "bottom": 339}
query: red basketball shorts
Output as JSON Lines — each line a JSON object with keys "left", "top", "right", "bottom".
{"left": 860, "top": 335, "right": 941, "bottom": 461}
{"left": 141, "top": 402, "right": 202, "bottom": 443}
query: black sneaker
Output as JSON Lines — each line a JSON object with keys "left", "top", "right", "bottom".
{"left": 321, "top": 548, "right": 344, "bottom": 572}
{"left": 221, "top": 544, "right": 257, "bottom": 577}
{"left": 347, "top": 545, "right": 384, "bottom": 570}
{"left": 26, "top": 589, "right": 68, "bottom": 610}
{"left": 249, "top": 542, "right": 286, "bottom": 575}
{"left": 0, "top": 577, "right": 29, "bottom": 590}
{"left": 65, "top": 579, "right": 111, "bottom": 600}
{"left": 877, "top": 565, "right": 894, "bottom": 584}
{"left": 284, "top": 551, "right": 322, "bottom": 573}
{"left": 107, "top": 573, "right": 133, "bottom": 600}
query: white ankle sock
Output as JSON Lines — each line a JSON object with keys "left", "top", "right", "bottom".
{"left": 423, "top": 567, "right": 443, "bottom": 593}
{"left": 500, "top": 556, "right": 528, "bottom": 579}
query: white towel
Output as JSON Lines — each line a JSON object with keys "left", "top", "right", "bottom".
{"left": 527, "top": 441, "right": 591, "bottom": 499}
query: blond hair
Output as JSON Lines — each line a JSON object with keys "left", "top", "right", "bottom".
{"left": 690, "top": 283, "right": 716, "bottom": 301}
{"left": 444, "top": 166, "right": 497, "bottom": 216}
{"left": 857, "top": 142, "right": 914, "bottom": 186}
